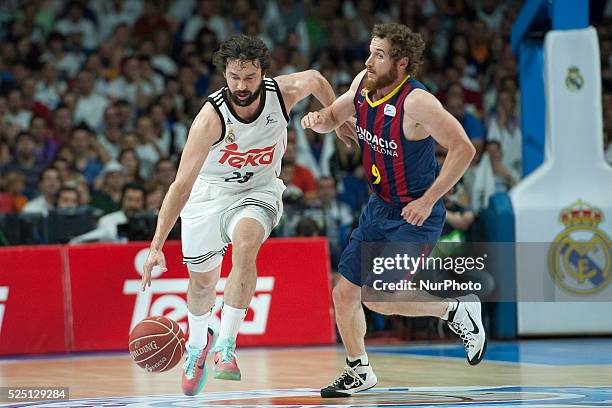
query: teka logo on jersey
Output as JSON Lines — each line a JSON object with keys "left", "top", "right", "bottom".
{"left": 0, "top": 286, "right": 8, "bottom": 335}
{"left": 219, "top": 143, "right": 276, "bottom": 169}
{"left": 124, "top": 249, "right": 274, "bottom": 335}
{"left": 357, "top": 125, "right": 399, "bottom": 157}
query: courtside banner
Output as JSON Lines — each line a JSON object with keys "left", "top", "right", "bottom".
{"left": 68, "top": 239, "right": 335, "bottom": 351}
{"left": 0, "top": 246, "right": 68, "bottom": 355}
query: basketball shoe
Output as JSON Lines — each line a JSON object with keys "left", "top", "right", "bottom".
{"left": 211, "top": 338, "right": 241, "bottom": 380}
{"left": 447, "top": 294, "right": 487, "bottom": 365}
{"left": 320, "top": 358, "right": 377, "bottom": 398}
{"left": 181, "top": 327, "right": 216, "bottom": 396}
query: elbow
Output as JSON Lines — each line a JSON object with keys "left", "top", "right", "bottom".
{"left": 309, "top": 69, "right": 325, "bottom": 86}
{"left": 462, "top": 139, "right": 476, "bottom": 162}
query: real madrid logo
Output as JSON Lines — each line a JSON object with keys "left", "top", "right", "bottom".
{"left": 225, "top": 128, "right": 235, "bottom": 143}
{"left": 565, "top": 66, "right": 584, "bottom": 92}
{"left": 548, "top": 200, "right": 612, "bottom": 295}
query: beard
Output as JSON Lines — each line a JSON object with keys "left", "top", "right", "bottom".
{"left": 227, "top": 83, "right": 263, "bottom": 107}
{"left": 364, "top": 66, "right": 398, "bottom": 93}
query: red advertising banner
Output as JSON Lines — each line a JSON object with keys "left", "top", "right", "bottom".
{"left": 0, "top": 246, "right": 68, "bottom": 355}
{"left": 68, "top": 238, "right": 335, "bottom": 351}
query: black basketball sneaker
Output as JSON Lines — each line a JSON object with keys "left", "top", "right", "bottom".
{"left": 320, "top": 358, "right": 377, "bottom": 398}
{"left": 447, "top": 294, "right": 487, "bottom": 365}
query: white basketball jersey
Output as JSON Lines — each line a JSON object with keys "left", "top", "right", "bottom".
{"left": 198, "top": 78, "right": 289, "bottom": 190}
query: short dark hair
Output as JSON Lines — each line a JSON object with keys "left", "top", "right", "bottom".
{"left": 55, "top": 186, "right": 80, "bottom": 207}
{"left": 15, "top": 131, "right": 34, "bottom": 145}
{"left": 39, "top": 166, "right": 59, "bottom": 183}
{"left": 121, "top": 182, "right": 146, "bottom": 203}
{"left": 372, "top": 23, "right": 425, "bottom": 76}
{"left": 212, "top": 34, "right": 271, "bottom": 73}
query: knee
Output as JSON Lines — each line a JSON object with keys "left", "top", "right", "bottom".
{"left": 232, "top": 237, "right": 262, "bottom": 266}
{"left": 332, "top": 279, "right": 361, "bottom": 309}
{"left": 189, "top": 269, "right": 219, "bottom": 295}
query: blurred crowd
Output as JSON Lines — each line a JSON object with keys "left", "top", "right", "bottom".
{"left": 0, "top": 0, "right": 611, "bottom": 260}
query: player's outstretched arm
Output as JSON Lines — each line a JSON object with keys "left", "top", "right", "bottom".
{"left": 275, "top": 69, "right": 336, "bottom": 112}
{"left": 141, "top": 103, "right": 221, "bottom": 291}
{"left": 405, "top": 89, "right": 475, "bottom": 210}
{"left": 300, "top": 70, "right": 364, "bottom": 135}
{"left": 276, "top": 69, "right": 357, "bottom": 146}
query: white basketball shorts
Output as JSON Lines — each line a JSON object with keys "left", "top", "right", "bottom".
{"left": 180, "top": 178, "right": 285, "bottom": 272}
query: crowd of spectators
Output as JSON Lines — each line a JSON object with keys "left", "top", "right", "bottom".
{"left": 1, "top": 0, "right": 611, "bottom": 265}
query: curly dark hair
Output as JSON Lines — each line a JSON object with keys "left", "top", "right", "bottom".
{"left": 372, "top": 23, "right": 425, "bottom": 76}
{"left": 212, "top": 34, "right": 271, "bottom": 73}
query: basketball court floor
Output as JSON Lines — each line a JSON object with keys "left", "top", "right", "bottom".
{"left": 1, "top": 338, "right": 611, "bottom": 407}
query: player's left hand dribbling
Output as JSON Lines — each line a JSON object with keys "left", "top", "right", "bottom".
{"left": 141, "top": 248, "right": 167, "bottom": 292}
{"left": 401, "top": 197, "right": 434, "bottom": 226}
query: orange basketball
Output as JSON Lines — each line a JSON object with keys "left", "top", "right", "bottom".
{"left": 128, "top": 316, "right": 186, "bottom": 372}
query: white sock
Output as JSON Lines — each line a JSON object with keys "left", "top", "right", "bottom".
{"left": 187, "top": 309, "right": 212, "bottom": 349}
{"left": 348, "top": 353, "right": 369, "bottom": 365}
{"left": 442, "top": 299, "right": 459, "bottom": 321}
{"left": 218, "top": 303, "right": 247, "bottom": 343}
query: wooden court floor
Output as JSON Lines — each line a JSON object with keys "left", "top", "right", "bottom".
{"left": 1, "top": 341, "right": 612, "bottom": 407}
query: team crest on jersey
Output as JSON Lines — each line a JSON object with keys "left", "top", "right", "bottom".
{"left": 219, "top": 143, "right": 276, "bottom": 169}
{"left": 548, "top": 200, "right": 611, "bottom": 295}
{"left": 384, "top": 104, "right": 397, "bottom": 117}
{"left": 225, "top": 129, "right": 236, "bottom": 143}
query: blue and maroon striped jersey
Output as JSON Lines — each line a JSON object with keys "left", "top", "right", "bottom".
{"left": 354, "top": 75, "right": 440, "bottom": 205}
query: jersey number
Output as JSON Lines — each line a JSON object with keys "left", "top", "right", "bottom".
{"left": 371, "top": 164, "right": 381, "bottom": 185}
{"left": 224, "top": 171, "right": 254, "bottom": 183}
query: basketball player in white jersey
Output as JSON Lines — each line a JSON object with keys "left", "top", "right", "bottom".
{"left": 140, "top": 35, "right": 353, "bottom": 396}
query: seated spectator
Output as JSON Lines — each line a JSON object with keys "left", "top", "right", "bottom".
{"left": 21, "top": 167, "right": 61, "bottom": 216}
{"left": 303, "top": 176, "right": 354, "bottom": 269}
{"left": 145, "top": 186, "right": 164, "bottom": 213}
{"left": 70, "top": 183, "right": 146, "bottom": 243}
{"left": 487, "top": 140, "right": 518, "bottom": 191}
{"left": 486, "top": 89, "right": 522, "bottom": 177}
{"left": 118, "top": 148, "right": 145, "bottom": 184}
{"left": 445, "top": 86, "right": 486, "bottom": 156}
{"left": 2, "top": 131, "right": 44, "bottom": 198}
{"left": 91, "top": 161, "right": 127, "bottom": 215}
{"left": 5, "top": 89, "right": 33, "bottom": 131}
{"left": 40, "top": 32, "right": 82, "bottom": 80}
{"left": 54, "top": 0, "right": 98, "bottom": 50}
{"left": 146, "top": 158, "right": 176, "bottom": 194}
{"left": 283, "top": 135, "right": 317, "bottom": 203}
{"left": 107, "top": 57, "right": 155, "bottom": 109}
{"left": 71, "top": 125, "right": 105, "bottom": 185}
{"left": 0, "top": 171, "right": 28, "bottom": 213}
{"left": 48, "top": 104, "right": 73, "bottom": 146}
{"left": 30, "top": 115, "right": 59, "bottom": 165}
{"left": 55, "top": 186, "right": 80, "bottom": 210}
{"left": 149, "top": 102, "right": 187, "bottom": 159}
{"left": 134, "top": 115, "right": 164, "bottom": 179}
{"left": 97, "top": 105, "right": 123, "bottom": 161}
{"left": 469, "top": 140, "right": 518, "bottom": 212}
{"left": 73, "top": 69, "right": 109, "bottom": 131}
{"left": 35, "top": 62, "right": 67, "bottom": 110}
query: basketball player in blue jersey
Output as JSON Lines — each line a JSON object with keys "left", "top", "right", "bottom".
{"left": 302, "top": 23, "right": 486, "bottom": 397}
{"left": 140, "top": 35, "right": 354, "bottom": 396}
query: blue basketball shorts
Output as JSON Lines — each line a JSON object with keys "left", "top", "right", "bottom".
{"left": 338, "top": 194, "right": 446, "bottom": 287}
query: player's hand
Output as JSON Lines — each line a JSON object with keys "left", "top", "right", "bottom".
{"left": 401, "top": 197, "right": 435, "bottom": 226}
{"left": 335, "top": 119, "right": 358, "bottom": 148}
{"left": 301, "top": 111, "right": 323, "bottom": 131}
{"left": 141, "top": 247, "right": 167, "bottom": 291}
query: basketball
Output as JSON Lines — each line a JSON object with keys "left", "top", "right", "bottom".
{"left": 128, "top": 316, "right": 186, "bottom": 373}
